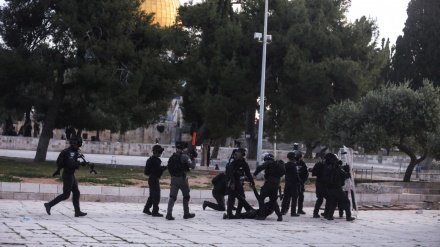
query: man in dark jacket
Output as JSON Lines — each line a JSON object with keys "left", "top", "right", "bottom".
{"left": 203, "top": 173, "right": 227, "bottom": 211}
{"left": 295, "top": 151, "right": 309, "bottom": 214}
{"left": 253, "top": 154, "right": 285, "bottom": 221}
{"left": 281, "top": 151, "right": 301, "bottom": 216}
{"left": 322, "top": 153, "right": 356, "bottom": 221}
{"left": 44, "top": 137, "right": 87, "bottom": 217}
{"left": 311, "top": 159, "right": 328, "bottom": 218}
{"left": 143, "top": 145, "right": 167, "bottom": 217}
{"left": 225, "top": 148, "right": 255, "bottom": 218}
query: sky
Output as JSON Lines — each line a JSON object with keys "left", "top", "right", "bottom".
{"left": 346, "top": 0, "right": 410, "bottom": 46}
{"left": 0, "top": 0, "right": 410, "bottom": 46}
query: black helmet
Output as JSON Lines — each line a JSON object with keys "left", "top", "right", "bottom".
{"left": 235, "top": 148, "right": 247, "bottom": 155}
{"left": 324, "top": 153, "right": 339, "bottom": 164}
{"left": 152, "top": 145, "right": 164, "bottom": 154}
{"left": 287, "top": 150, "right": 301, "bottom": 160}
{"left": 263, "top": 154, "right": 275, "bottom": 161}
{"left": 175, "top": 141, "right": 187, "bottom": 150}
{"left": 69, "top": 136, "right": 83, "bottom": 147}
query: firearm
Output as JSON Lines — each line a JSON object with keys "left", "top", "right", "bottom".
{"left": 78, "top": 153, "right": 98, "bottom": 174}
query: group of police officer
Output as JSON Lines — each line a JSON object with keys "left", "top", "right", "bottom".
{"left": 44, "top": 138, "right": 355, "bottom": 222}
{"left": 203, "top": 148, "right": 356, "bottom": 222}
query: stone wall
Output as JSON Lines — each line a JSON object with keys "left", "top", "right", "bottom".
{"left": 1, "top": 182, "right": 438, "bottom": 209}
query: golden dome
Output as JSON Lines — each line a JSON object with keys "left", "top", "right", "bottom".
{"left": 140, "top": 0, "right": 181, "bottom": 27}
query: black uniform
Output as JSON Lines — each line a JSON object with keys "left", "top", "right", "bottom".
{"left": 281, "top": 161, "right": 301, "bottom": 215}
{"left": 296, "top": 160, "right": 309, "bottom": 213}
{"left": 225, "top": 158, "right": 254, "bottom": 217}
{"left": 324, "top": 164, "right": 353, "bottom": 220}
{"left": 311, "top": 161, "right": 328, "bottom": 217}
{"left": 144, "top": 155, "right": 167, "bottom": 215}
{"left": 203, "top": 173, "right": 227, "bottom": 211}
{"left": 253, "top": 160, "right": 285, "bottom": 221}
{"left": 46, "top": 146, "right": 83, "bottom": 214}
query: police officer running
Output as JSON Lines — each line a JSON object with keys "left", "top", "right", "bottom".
{"left": 225, "top": 148, "right": 255, "bottom": 219}
{"left": 44, "top": 137, "right": 87, "bottom": 217}
{"left": 143, "top": 145, "right": 167, "bottom": 217}
{"left": 166, "top": 141, "right": 196, "bottom": 220}
{"left": 202, "top": 172, "right": 227, "bottom": 211}
{"left": 253, "top": 154, "right": 285, "bottom": 221}
{"left": 281, "top": 151, "right": 301, "bottom": 216}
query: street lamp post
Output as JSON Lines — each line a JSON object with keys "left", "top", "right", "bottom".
{"left": 256, "top": 0, "right": 269, "bottom": 166}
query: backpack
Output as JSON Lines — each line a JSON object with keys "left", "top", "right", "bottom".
{"left": 274, "top": 160, "right": 286, "bottom": 178}
{"left": 144, "top": 157, "right": 153, "bottom": 176}
{"left": 56, "top": 149, "right": 68, "bottom": 169}
{"left": 322, "top": 163, "right": 336, "bottom": 185}
{"left": 265, "top": 160, "right": 286, "bottom": 179}
{"left": 167, "top": 152, "right": 185, "bottom": 176}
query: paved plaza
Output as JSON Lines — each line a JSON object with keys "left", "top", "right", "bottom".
{"left": 0, "top": 199, "right": 439, "bottom": 246}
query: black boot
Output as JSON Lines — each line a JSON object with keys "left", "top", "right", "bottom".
{"left": 75, "top": 211, "right": 87, "bottom": 217}
{"left": 152, "top": 212, "right": 163, "bottom": 217}
{"left": 202, "top": 201, "right": 208, "bottom": 210}
{"left": 44, "top": 203, "right": 51, "bottom": 215}
{"left": 143, "top": 208, "right": 152, "bottom": 215}
{"left": 346, "top": 216, "right": 356, "bottom": 221}
{"left": 183, "top": 213, "right": 195, "bottom": 219}
{"left": 166, "top": 214, "right": 175, "bottom": 220}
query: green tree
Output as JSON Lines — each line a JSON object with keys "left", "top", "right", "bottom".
{"left": 177, "top": 0, "right": 255, "bottom": 151}
{"left": 0, "top": 0, "right": 178, "bottom": 161}
{"left": 389, "top": 0, "right": 440, "bottom": 88}
{"left": 325, "top": 81, "right": 440, "bottom": 182}
{"left": 239, "top": 0, "right": 389, "bottom": 157}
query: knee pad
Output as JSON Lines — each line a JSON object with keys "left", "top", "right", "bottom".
{"left": 183, "top": 195, "right": 190, "bottom": 201}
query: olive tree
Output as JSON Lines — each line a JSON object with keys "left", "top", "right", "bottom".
{"left": 325, "top": 81, "right": 440, "bottom": 182}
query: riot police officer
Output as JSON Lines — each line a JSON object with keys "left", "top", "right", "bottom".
{"left": 225, "top": 148, "right": 254, "bottom": 219}
{"left": 253, "top": 154, "right": 285, "bottom": 221}
{"left": 143, "top": 145, "right": 167, "bottom": 217}
{"left": 311, "top": 157, "right": 328, "bottom": 218}
{"left": 166, "top": 141, "right": 196, "bottom": 220}
{"left": 281, "top": 151, "right": 301, "bottom": 216}
{"left": 322, "top": 153, "right": 356, "bottom": 221}
{"left": 202, "top": 172, "right": 227, "bottom": 211}
{"left": 44, "top": 137, "right": 87, "bottom": 217}
{"left": 295, "top": 151, "right": 309, "bottom": 214}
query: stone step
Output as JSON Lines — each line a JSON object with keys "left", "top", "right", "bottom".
{"left": 403, "top": 188, "right": 440, "bottom": 195}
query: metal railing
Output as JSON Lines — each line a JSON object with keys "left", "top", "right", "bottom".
{"left": 354, "top": 166, "right": 373, "bottom": 180}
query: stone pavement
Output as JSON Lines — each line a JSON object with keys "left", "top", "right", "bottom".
{"left": 0, "top": 199, "right": 439, "bottom": 247}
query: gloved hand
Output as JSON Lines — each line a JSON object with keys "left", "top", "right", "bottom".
{"left": 52, "top": 170, "right": 61, "bottom": 177}
{"left": 343, "top": 164, "right": 350, "bottom": 173}
{"left": 249, "top": 181, "right": 255, "bottom": 187}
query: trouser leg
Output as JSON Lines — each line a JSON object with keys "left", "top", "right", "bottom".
{"left": 206, "top": 193, "right": 225, "bottom": 211}
{"left": 150, "top": 180, "right": 161, "bottom": 214}
{"left": 226, "top": 193, "right": 236, "bottom": 216}
{"left": 49, "top": 173, "right": 74, "bottom": 208}
{"left": 71, "top": 176, "right": 81, "bottom": 212}
{"left": 297, "top": 184, "right": 304, "bottom": 212}
{"left": 181, "top": 177, "right": 191, "bottom": 214}
{"left": 167, "top": 178, "right": 179, "bottom": 215}
{"left": 291, "top": 187, "right": 299, "bottom": 215}
{"left": 281, "top": 185, "right": 292, "bottom": 214}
